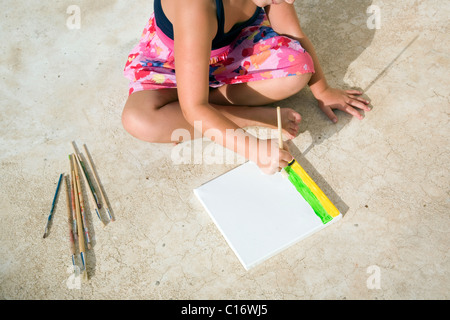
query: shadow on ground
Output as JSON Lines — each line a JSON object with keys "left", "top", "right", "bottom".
{"left": 289, "top": 0, "right": 376, "bottom": 148}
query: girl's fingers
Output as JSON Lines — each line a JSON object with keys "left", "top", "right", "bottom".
{"left": 344, "top": 104, "right": 364, "bottom": 120}
{"left": 346, "top": 89, "right": 363, "bottom": 95}
{"left": 320, "top": 105, "right": 338, "bottom": 123}
{"left": 281, "top": 143, "right": 290, "bottom": 152}
{"left": 279, "top": 160, "right": 290, "bottom": 169}
{"left": 279, "top": 149, "right": 293, "bottom": 163}
{"left": 278, "top": 152, "right": 292, "bottom": 169}
{"left": 348, "top": 98, "right": 371, "bottom": 111}
{"left": 349, "top": 95, "right": 370, "bottom": 105}
{"left": 346, "top": 91, "right": 371, "bottom": 111}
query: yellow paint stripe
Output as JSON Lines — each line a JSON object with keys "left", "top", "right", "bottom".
{"left": 290, "top": 160, "right": 340, "bottom": 218}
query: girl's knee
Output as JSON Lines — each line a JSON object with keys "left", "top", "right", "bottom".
{"left": 122, "top": 105, "right": 142, "bottom": 139}
{"left": 283, "top": 73, "right": 312, "bottom": 95}
{"left": 269, "top": 73, "right": 311, "bottom": 100}
{"left": 122, "top": 90, "right": 176, "bottom": 142}
{"left": 121, "top": 104, "right": 137, "bottom": 135}
{"left": 222, "top": 72, "right": 313, "bottom": 105}
{"left": 122, "top": 101, "right": 159, "bottom": 142}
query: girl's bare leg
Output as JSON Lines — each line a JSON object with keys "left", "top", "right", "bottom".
{"left": 122, "top": 88, "right": 189, "bottom": 143}
{"left": 122, "top": 73, "right": 311, "bottom": 143}
{"left": 209, "top": 72, "right": 312, "bottom": 138}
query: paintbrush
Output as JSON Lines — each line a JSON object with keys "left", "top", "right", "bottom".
{"left": 277, "top": 106, "right": 284, "bottom": 150}
{"left": 69, "top": 156, "right": 78, "bottom": 242}
{"left": 276, "top": 106, "right": 340, "bottom": 224}
{"left": 64, "top": 174, "right": 76, "bottom": 272}
{"left": 83, "top": 144, "right": 115, "bottom": 222}
{"left": 71, "top": 156, "right": 88, "bottom": 281}
{"left": 43, "top": 173, "right": 63, "bottom": 238}
{"left": 71, "top": 141, "right": 101, "bottom": 209}
{"left": 277, "top": 107, "right": 290, "bottom": 178}
{"left": 72, "top": 154, "right": 92, "bottom": 249}
{"left": 74, "top": 152, "right": 105, "bottom": 227}
{"left": 70, "top": 172, "right": 77, "bottom": 242}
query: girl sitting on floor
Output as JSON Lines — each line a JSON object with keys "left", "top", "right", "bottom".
{"left": 122, "top": 0, "right": 371, "bottom": 174}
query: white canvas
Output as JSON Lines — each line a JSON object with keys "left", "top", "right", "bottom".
{"left": 194, "top": 161, "right": 341, "bottom": 270}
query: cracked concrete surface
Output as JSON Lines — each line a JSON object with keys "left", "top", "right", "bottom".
{"left": 0, "top": 0, "right": 448, "bottom": 299}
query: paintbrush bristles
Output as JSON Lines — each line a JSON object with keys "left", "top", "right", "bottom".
{"left": 83, "top": 144, "right": 114, "bottom": 222}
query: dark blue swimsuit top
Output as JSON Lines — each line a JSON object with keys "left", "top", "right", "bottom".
{"left": 154, "top": 0, "right": 262, "bottom": 50}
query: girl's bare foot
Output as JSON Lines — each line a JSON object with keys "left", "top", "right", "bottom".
{"left": 279, "top": 107, "right": 301, "bottom": 139}
{"left": 257, "top": 107, "right": 301, "bottom": 139}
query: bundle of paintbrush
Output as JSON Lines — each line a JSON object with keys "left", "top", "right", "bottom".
{"left": 43, "top": 142, "right": 114, "bottom": 282}
{"left": 67, "top": 141, "right": 115, "bottom": 280}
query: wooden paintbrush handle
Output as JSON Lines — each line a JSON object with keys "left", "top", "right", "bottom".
{"left": 277, "top": 106, "right": 283, "bottom": 150}
{"left": 71, "top": 156, "right": 86, "bottom": 254}
{"left": 64, "top": 174, "right": 76, "bottom": 255}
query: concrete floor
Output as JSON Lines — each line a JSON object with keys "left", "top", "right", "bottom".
{"left": 0, "top": 0, "right": 448, "bottom": 300}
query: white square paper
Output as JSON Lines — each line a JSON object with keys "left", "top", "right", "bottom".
{"left": 194, "top": 161, "right": 341, "bottom": 270}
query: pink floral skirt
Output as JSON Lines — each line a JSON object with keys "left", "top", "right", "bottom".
{"left": 124, "top": 10, "right": 315, "bottom": 95}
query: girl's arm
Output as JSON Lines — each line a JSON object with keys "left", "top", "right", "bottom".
{"left": 173, "top": 0, "right": 291, "bottom": 173}
{"left": 265, "top": 3, "right": 371, "bottom": 122}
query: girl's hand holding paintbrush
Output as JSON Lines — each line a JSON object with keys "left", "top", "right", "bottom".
{"left": 254, "top": 106, "right": 295, "bottom": 175}
{"left": 250, "top": 107, "right": 295, "bottom": 175}
{"left": 256, "top": 139, "right": 293, "bottom": 175}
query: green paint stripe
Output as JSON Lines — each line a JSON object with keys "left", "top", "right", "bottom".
{"left": 285, "top": 166, "right": 333, "bottom": 224}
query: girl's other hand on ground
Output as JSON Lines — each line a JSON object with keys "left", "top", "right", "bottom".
{"left": 316, "top": 87, "right": 371, "bottom": 123}
{"left": 256, "top": 139, "right": 293, "bottom": 175}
